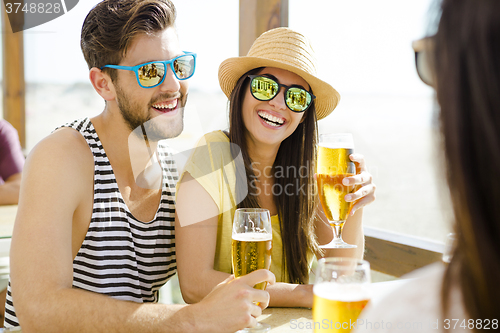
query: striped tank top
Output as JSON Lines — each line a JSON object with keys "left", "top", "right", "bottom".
{"left": 5, "top": 118, "right": 178, "bottom": 327}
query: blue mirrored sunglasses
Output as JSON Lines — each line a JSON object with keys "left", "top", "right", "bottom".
{"left": 101, "top": 52, "right": 196, "bottom": 88}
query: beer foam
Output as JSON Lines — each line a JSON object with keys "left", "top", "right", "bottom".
{"left": 318, "top": 142, "right": 355, "bottom": 149}
{"left": 232, "top": 232, "right": 272, "bottom": 242}
{"left": 313, "top": 282, "right": 370, "bottom": 302}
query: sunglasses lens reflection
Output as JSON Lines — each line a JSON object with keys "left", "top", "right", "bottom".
{"left": 173, "top": 55, "right": 195, "bottom": 79}
{"left": 416, "top": 51, "right": 433, "bottom": 86}
{"left": 137, "top": 55, "right": 195, "bottom": 87}
{"left": 251, "top": 76, "right": 311, "bottom": 112}
{"left": 138, "top": 62, "right": 165, "bottom": 87}
{"left": 286, "top": 87, "right": 311, "bottom": 112}
{"left": 251, "top": 76, "right": 279, "bottom": 100}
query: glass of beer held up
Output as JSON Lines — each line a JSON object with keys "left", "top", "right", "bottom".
{"left": 232, "top": 208, "right": 272, "bottom": 332}
{"left": 317, "top": 133, "right": 357, "bottom": 248}
{"left": 312, "top": 258, "right": 371, "bottom": 332}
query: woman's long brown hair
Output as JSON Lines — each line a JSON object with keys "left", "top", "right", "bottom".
{"left": 435, "top": 0, "right": 500, "bottom": 325}
{"left": 228, "top": 68, "right": 320, "bottom": 283}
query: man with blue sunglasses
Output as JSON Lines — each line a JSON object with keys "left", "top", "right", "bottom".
{"left": 5, "top": 0, "right": 274, "bottom": 332}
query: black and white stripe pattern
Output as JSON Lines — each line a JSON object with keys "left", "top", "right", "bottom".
{"left": 5, "top": 118, "right": 177, "bottom": 327}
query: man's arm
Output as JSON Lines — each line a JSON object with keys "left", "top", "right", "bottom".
{"left": 10, "top": 130, "right": 274, "bottom": 333}
{"left": 0, "top": 172, "right": 22, "bottom": 205}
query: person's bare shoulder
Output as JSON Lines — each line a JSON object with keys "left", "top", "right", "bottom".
{"left": 29, "top": 127, "right": 92, "bottom": 168}
{"left": 21, "top": 127, "right": 94, "bottom": 208}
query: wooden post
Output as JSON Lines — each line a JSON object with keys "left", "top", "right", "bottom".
{"left": 239, "top": 0, "right": 288, "bottom": 56}
{"left": 2, "top": 2, "right": 25, "bottom": 148}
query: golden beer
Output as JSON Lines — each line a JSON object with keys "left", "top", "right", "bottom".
{"left": 317, "top": 146, "right": 355, "bottom": 223}
{"left": 317, "top": 174, "right": 354, "bottom": 222}
{"left": 312, "top": 283, "right": 369, "bottom": 332}
{"left": 231, "top": 232, "right": 272, "bottom": 290}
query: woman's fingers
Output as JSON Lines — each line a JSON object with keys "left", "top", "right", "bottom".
{"left": 343, "top": 171, "right": 372, "bottom": 186}
{"left": 349, "top": 153, "right": 366, "bottom": 172}
{"left": 337, "top": 153, "right": 375, "bottom": 215}
{"left": 348, "top": 186, "right": 376, "bottom": 215}
{"left": 345, "top": 183, "right": 376, "bottom": 202}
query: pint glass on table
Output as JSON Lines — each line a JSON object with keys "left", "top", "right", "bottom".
{"left": 231, "top": 208, "right": 272, "bottom": 290}
{"left": 317, "top": 133, "right": 357, "bottom": 248}
{"left": 232, "top": 208, "right": 273, "bottom": 332}
{"left": 313, "top": 258, "right": 371, "bottom": 332}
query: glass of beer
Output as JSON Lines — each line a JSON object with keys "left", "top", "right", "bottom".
{"left": 312, "top": 258, "right": 371, "bottom": 332}
{"left": 317, "top": 133, "right": 357, "bottom": 248}
{"left": 232, "top": 208, "right": 272, "bottom": 332}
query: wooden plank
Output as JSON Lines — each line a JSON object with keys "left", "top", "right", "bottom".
{"left": 239, "top": 0, "right": 288, "bottom": 56}
{"left": 2, "top": 2, "right": 26, "bottom": 148}
{"left": 364, "top": 226, "right": 445, "bottom": 277}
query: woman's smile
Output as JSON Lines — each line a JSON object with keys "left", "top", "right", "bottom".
{"left": 257, "top": 109, "right": 287, "bottom": 128}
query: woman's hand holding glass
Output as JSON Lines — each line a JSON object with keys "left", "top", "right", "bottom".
{"left": 316, "top": 134, "right": 376, "bottom": 248}
{"left": 342, "top": 153, "right": 376, "bottom": 217}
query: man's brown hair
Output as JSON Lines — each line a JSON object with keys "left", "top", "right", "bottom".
{"left": 80, "top": 0, "right": 176, "bottom": 82}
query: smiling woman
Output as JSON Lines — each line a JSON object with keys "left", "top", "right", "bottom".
{"left": 241, "top": 68, "right": 310, "bottom": 147}
{"left": 174, "top": 27, "right": 376, "bottom": 308}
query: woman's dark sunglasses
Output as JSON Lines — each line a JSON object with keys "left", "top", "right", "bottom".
{"left": 248, "top": 75, "right": 316, "bottom": 112}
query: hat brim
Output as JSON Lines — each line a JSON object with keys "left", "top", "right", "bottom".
{"left": 218, "top": 56, "right": 340, "bottom": 120}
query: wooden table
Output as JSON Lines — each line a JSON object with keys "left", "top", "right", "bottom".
{"left": 0, "top": 206, "right": 410, "bottom": 333}
{"left": 0, "top": 205, "right": 16, "bottom": 239}
{"left": 258, "top": 279, "right": 409, "bottom": 332}
{"left": 258, "top": 307, "right": 312, "bottom": 332}
{"left": 0, "top": 328, "right": 22, "bottom": 332}
{"left": 0, "top": 277, "right": 408, "bottom": 333}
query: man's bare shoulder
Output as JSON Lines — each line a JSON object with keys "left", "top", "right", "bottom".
{"left": 29, "top": 127, "right": 92, "bottom": 166}
{"left": 14, "top": 126, "right": 95, "bottom": 240}
{"left": 23, "top": 127, "right": 94, "bottom": 191}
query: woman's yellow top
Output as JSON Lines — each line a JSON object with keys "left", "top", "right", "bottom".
{"left": 177, "top": 131, "right": 313, "bottom": 282}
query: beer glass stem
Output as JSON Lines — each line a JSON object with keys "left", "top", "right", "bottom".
{"left": 320, "top": 221, "right": 356, "bottom": 248}
{"left": 331, "top": 222, "right": 344, "bottom": 242}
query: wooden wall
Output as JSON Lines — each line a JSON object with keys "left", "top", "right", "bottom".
{"left": 239, "top": 0, "right": 288, "bottom": 56}
{"left": 2, "top": 4, "right": 25, "bottom": 148}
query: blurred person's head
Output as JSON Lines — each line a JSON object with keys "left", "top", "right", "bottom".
{"left": 433, "top": 0, "right": 500, "bottom": 322}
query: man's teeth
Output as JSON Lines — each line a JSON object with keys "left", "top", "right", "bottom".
{"left": 153, "top": 100, "right": 177, "bottom": 110}
{"left": 258, "top": 111, "right": 284, "bottom": 126}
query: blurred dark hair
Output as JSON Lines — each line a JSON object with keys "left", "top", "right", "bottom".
{"left": 228, "top": 68, "right": 320, "bottom": 284}
{"left": 80, "top": 0, "right": 176, "bottom": 82}
{"left": 435, "top": 0, "right": 500, "bottom": 325}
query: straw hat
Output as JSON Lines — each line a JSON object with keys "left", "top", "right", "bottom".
{"left": 218, "top": 27, "right": 340, "bottom": 120}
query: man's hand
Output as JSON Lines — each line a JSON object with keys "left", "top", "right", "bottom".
{"left": 190, "top": 269, "right": 275, "bottom": 333}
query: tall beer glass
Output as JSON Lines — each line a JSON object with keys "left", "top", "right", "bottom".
{"left": 317, "top": 133, "right": 357, "bottom": 248}
{"left": 312, "top": 258, "right": 371, "bottom": 332}
{"left": 232, "top": 208, "right": 272, "bottom": 332}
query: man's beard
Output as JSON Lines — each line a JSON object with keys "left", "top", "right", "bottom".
{"left": 115, "top": 83, "right": 187, "bottom": 142}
